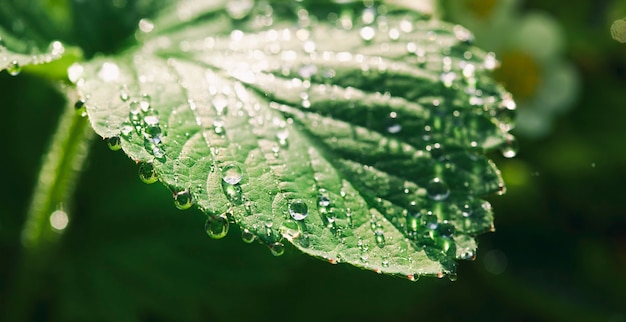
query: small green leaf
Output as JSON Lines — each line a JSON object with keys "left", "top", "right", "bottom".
{"left": 76, "top": 0, "right": 515, "bottom": 279}
{"left": 0, "top": 0, "right": 76, "bottom": 76}
{"left": 0, "top": 27, "right": 67, "bottom": 76}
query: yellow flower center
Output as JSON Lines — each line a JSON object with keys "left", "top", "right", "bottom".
{"left": 464, "top": 0, "right": 499, "bottom": 18}
{"left": 494, "top": 52, "right": 541, "bottom": 101}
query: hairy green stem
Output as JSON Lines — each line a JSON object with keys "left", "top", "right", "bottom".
{"left": 5, "top": 87, "right": 94, "bottom": 322}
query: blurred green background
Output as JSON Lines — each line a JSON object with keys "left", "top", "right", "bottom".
{"left": 1, "top": 0, "right": 626, "bottom": 321}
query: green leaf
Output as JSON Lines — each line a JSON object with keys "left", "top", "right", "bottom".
{"left": 75, "top": 0, "right": 515, "bottom": 279}
{"left": 0, "top": 0, "right": 73, "bottom": 75}
{"left": 0, "top": 27, "right": 66, "bottom": 76}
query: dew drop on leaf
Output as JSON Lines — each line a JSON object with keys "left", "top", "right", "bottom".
{"left": 499, "top": 135, "right": 518, "bottom": 158}
{"left": 241, "top": 229, "right": 256, "bottom": 243}
{"left": 138, "top": 18, "right": 155, "bottom": 33}
{"left": 276, "top": 129, "right": 289, "bottom": 147}
{"left": 226, "top": 0, "right": 254, "bottom": 19}
{"left": 7, "top": 60, "right": 21, "bottom": 76}
{"left": 222, "top": 181, "right": 243, "bottom": 204}
{"left": 461, "top": 204, "right": 472, "bottom": 217}
{"left": 222, "top": 163, "right": 243, "bottom": 185}
{"left": 143, "top": 115, "right": 161, "bottom": 137}
{"left": 318, "top": 189, "right": 331, "bottom": 207}
{"left": 119, "top": 85, "right": 130, "bottom": 102}
{"left": 74, "top": 99, "right": 85, "bottom": 111}
{"left": 374, "top": 230, "right": 386, "bottom": 248}
{"left": 138, "top": 162, "right": 158, "bottom": 184}
{"left": 360, "top": 26, "right": 375, "bottom": 41}
{"left": 386, "top": 116, "right": 402, "bottom": 134}
{"left": 106, "top": 136, "right": 122, "bottom": 151}
{"left": 423, "top": 212, "right": 438, "bottom": 230}
{"left": 436, "top": 222, "right": 455, "bottom": 238}
{"left": 407, "top": 274, "right": 420, "bottom": 282}
{"left": 173, "top": 188, "right": 193, "bottom": 210}
{"left": 139, "top": 94, "right": 151, "bottom": 111}
{"left": 269, "top": 242, "right": 285, "bottom": 256}
{"left": 205, "top": 215, "right": 229, "bottom": 239}
{"left": 427, "top": 178, "right": 450, "bottom": 201}
{"left": 120, "top": 122, "right": 134, "bottom": 138}
{"left": 281, "top": 219, "right": 301, "bottom": 240}
{"left": 288, "top": 200, "right": 308, "bottom": 220}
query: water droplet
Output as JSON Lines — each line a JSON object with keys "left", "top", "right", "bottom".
{"left": 74, "top": 99, "right": 85, "bottom": 110}
{"left": 138, "top": 18, "right": 154, "bottom": 33}
{"left": 288, "top": 200, "right": 308, "bottom": 220}
{"left": 241, "top": 229, "right": 256, "bottom": 243}
{"left": 428, "top": 143, "right": 445, "bottom": 160}
{"left": 173, "top": 188, "right": 193, "bottom": 210}
{"left": 453, "top": 25, "right": 474, "bottom": 44}
{"left": 280, "top": 219, "right": 301, "bottom": 240}
{"left": 484, "top": 52, "right": 498, "bottom": 70}
{"left": 221, "top": 181, "right": 243, "bottom": 205}
{"left": 205, "top": 215, "right": 229, "bottom": 239}
{"left": 374, "top": 230, "right": 386, "bottom": 248}
{"left": 427, "top": 178, "right": 450, "bottom": 201}
{"left": 499, "top": 135, "right": 518, "bottom": 158}
{"left": 222, "top": 163, "right": 243, "bottom": 185}
{"left": 448, "top": 272, "right": 458, "bottom": 281}
{"left": 244, "top": 199, "right": 254, "bottom": 216}
{"left": 144, "top": 139, "right": 166, "bottom": 160}
{"left": 49, "top": 209, "right": 69, "bottom": 231}
{"left": 276, "top": 129, "right": 289, "bottom": 147}
{"left": 386, "top": 123, "right": 402, "bottom": 134}
{"left": 407, "top": 274, "right": 420, "bottom": 282}
{"left": 460, "top": 250, "right": 476, "bottom": 260}
{"left": 269, "top": 242, "right": 285, "bottom": 256}
{"left": 461, "top": 204, "right": 472, "bottom": 217}
{"left": 298, "top": 65, "right": 317, "bottom": 78}
{"left": 119, "top": 85, "right": 130, "bottom": 102}
{"left": 436, "top": 222, "right": 455, "bottom": 238}
{"left": 226, "top": 0, "right": 254, "bottom": 19}
{"left": 360, "top": 26, "right": 375, "bottom": 41}
{"left": 139, "top": 94, "right": 151, "bottom": 111}
{"left": 440, "top": 72, "right": 456, "bottom": 87}
{"left": 107, "top": 136, "right": 122, "bottom": 151}
{"left": 97, "top": 62, "right": 120, "bottom": 82}
{"left": 7, "top": 60, "right": 21, "bottom": 76}
{"left": 423, "top": 212, "right": 438, "bottom": 230}
{"left": 318, "top": 189, "right": 331, "bottom": 207}
{"left": 120, "top": 122, "right": 134, "bottom": 138}
{"left": 212, "top": 94, "right": 228, "bottom": 115}
{"left": 143, "top": 115, "right": 161, "bottom": 138}
{"left": 138, "top": 162, "right": 158, "bottom": 184}
{"left": 67, "top": 63, "right": 84, "bottom": 83}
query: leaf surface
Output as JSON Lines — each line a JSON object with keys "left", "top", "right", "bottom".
{"left": 76, "top": 0, "right": 516, "bottom": 278}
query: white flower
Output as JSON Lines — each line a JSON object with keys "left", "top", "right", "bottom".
{"left": 441, "top": 0, "right": 580, "bottom": 138}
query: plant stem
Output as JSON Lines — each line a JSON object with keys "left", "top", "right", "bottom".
{"left": 5, "top": 87, "right": 94, "bottom": 322}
